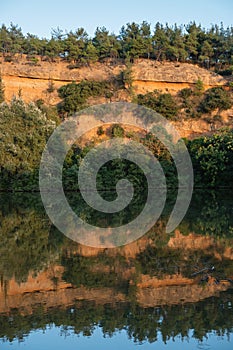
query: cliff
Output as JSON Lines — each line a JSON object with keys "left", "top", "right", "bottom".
{"left": 1, "top": 56, "right": 232, "bottom": 139}
{"left": 0, "top": 56, "right": 228, "bottom": 104}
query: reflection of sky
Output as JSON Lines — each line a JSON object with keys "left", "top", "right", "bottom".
{"left": 1, "top": 326, "right": 232, "bottom": 350}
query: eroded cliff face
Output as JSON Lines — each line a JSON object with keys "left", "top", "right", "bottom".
{"left": 132, "top": 60, "right": 226, "bottom": 94}
{"left": 0, "top": 56, "right": 228, "bottom": 103}
{"left": 1, "top": 56, "right": 232, "bottom": 138}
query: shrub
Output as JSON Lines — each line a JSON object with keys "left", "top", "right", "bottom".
{"left": 179, "top": 88, "right": 193, "bottom": 100}
{"left": 97, "top": 126, "right": 104, "bottom": 136}
{"left": 111, "top": 124, "right": 125, "bottom": 137}
{"left": 137, "top": 91, "right": 178, "bottom": 119}
{"left": 199, "top": 87, "right": 232, "bottom": 113}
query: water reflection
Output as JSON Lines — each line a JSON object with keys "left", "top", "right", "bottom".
{"left": 0, "top": 190, "right": 233, "bottom": 348}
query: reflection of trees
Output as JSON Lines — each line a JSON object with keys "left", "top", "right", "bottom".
{"left": 0, "top": 194, "right": 62, "bottom": 284}
{"left": 62, "top": 253, "right": 129, "bottom": 291}
{"left": 1, "top": 191, "right": 233, "bottom": 344}
{"left": 66, "top": 189, "right": 148, "bottom": 228}
{"left": 179, "top": 190, "right": 233, "bottom": 238}
{"left": 1, "top": 190, "right": 233, "bottom": 284}
{"left": 1, "top": 293, "right": 233, "bottom": 343}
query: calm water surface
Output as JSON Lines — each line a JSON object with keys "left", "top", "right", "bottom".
{"left": 0, "top": 190, "right": 233, "bottom": 349}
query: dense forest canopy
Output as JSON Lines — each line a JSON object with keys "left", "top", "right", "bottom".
{"left": 0, "top": 21, "right": 233, "bottom": 70}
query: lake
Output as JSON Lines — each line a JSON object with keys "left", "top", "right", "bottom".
{"left": 0, "top": 190, "right": 233, "bottom": 349}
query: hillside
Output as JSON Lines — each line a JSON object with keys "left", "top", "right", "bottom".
{"left": 0, "top": 56, "right": 229, "bottom": 103}
{"left": 1, "top": 56, "right": 233, "bottom": 139}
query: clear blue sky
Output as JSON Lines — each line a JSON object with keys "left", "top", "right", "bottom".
{"left": 1, "top": 0, "right": 233, "bottom": 38}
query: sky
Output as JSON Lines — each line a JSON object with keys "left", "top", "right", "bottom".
{"left": 1, "top": 0, "right": 233, "bottom": 38}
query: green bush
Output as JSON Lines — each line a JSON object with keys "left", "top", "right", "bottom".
{"left": 137, "top": 91, "right": 178, "bottom": 119}
{"left": 58, "top": 80, "right": 113, "bottom": 115}
{"left": 199, "top": 87, "right": 232, "bottom": 113}
{"left": 0, "top": 99, "right": 55, "bottom": 190}
{"left": 111, "top": 124, "right": 125, "bottom": 137}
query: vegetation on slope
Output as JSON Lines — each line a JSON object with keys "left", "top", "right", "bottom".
{"left": 0, "top": 21, "right": 233, "bottom": 191}
{"left": 0, "top": 21, "right": 233, "bottom": 73}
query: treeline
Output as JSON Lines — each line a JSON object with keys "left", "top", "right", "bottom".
{"left": 1, "top": 22, "right": 233, "bottom": 70}
{"left": 1, "top": 295, "right": 233, "bottom": 344}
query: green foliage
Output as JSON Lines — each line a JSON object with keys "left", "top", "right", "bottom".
{"left": 137, "top": 90, "right": 178, "bottom": 119}
{"left": 0, "top": 73, "right": 4, "bottom": 103}
{"left": 187, "top": 129, "right": 233, "bottom": 186}
{"left": 62, "top": 254, "right": 128, "bottom": 290}
{"left": 26, "top": 55, "right": 39, "bottom": 65}
{"left": 120, "top": 21, "right": 152, "bottom": 60}
{"left": 179, "top": 88, "right": 193, "bottom": 100}
{"left": 47, "top": 79, "right": 55, "bottom": 93}
{"left": 121, "top": 64, "right": 134, "bottom": 94}
{"left": 1, "top": 293, "right": 233, "bottom": 344}
{"left": 111, "top": 124, "right": 125, "bottom": 137}
{"left": 0, "top": 193, "right": 62, "bottom": 284}
{"left": 194, "top": 78, "right": 204, "bottom": 96}
{"left": 199, "top": 87, "right": 232, "bottom": 113}
{"left": 217, "top": 66, "right": 233, "bottom": 76}
{"left": 0, "top": 99, "right": 55, "bottom": 190}
{"left": 58, "top": 80, "right": 114, "bottom": 115}
{"left": 1, "top": 21, "right": 233, "bottom": 68}
{"left": 93, "top": 27, "right": 120, "bottom": 60}
{"left": 97, "top": 126, "right": 104, "bottom": 136}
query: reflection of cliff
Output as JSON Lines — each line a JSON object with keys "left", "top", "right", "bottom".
{"left": 1, "top": 192, "right": 233, "bottom": 315}
{"left": 0, "top": 267, "right": 125, "bottom": 314}
{"left": 0, "top": 246, "right": 232, "bottom": 315}
{"left": 0, "top": 268, "right": 231, "bottom": 315}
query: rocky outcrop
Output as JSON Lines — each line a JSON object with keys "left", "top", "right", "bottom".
{"left": 0, "top": 56, "right": 228, "bottom": 104}
{"left": 132, "top": 60, "right": 226, "bottom": 94}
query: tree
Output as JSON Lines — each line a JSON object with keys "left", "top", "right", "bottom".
{"left": 152, "top": 23, "right": 170, "bottom": 61}
{"left": 0, "top": 73, "right": 5, "bottom": 103}
{"left": 93, "top": 27, "right": 112, "bottom": 60}
{"left": 0, "top": 99, "right": 55, "bottom": 190}
{"left": 120, "top": 22, "right": 152, "bottom": 60}
{"left": 194, "top": 78, "right": 204, "bottom": 96}
{"left": 0, "top": 24, "right": 12, "bottom": 55}
{"left": 83, "top": 41, "right": 98, "bottom": 64}
{"left": 8, "top": 23, "right": 24, "bottom": 55}
{"left": 187, "top": 130, "right": 233, "bottom": 186}
{"left": 140, "top": 21, "right": 152, "bottom": 59}
{"left": 58, "top": 80, "right": 112, "bottom": 115}
{"left": 199, "top": 40, "right": 214, "bottom": 69}
{"left": 155, "top": 93, "right": 178, "bottom": 119}
{"left": 167, "top": 24, "right": 187, "bottom": 62}
{"left": 185, "top": 22, "right": 200, "bottom": 61}
{"left": 64, "top": 28, "right": 88, "bottom": 63}
{"left": 47, "top": 79, "right": 55, "bottom": 93}
{"left": 24, "top": 34, "right": 47, "bottom": 56}
{"left": 45, "top": 38, "right": 62, "bottom": 61}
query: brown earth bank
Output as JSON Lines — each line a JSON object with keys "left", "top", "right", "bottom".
{"left": 1, "top": 56, "right": 233, "bottom": 138}
{"left": 0, "top": 56, "right": 228, "bottom": 103}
